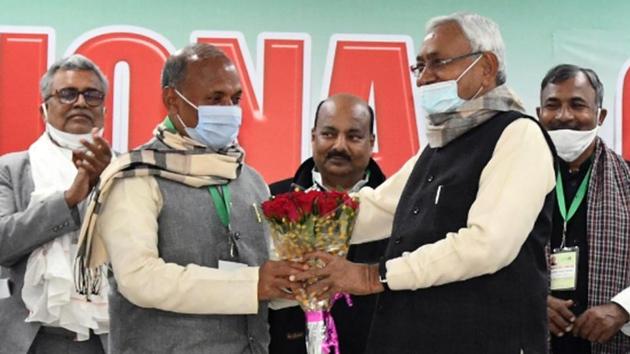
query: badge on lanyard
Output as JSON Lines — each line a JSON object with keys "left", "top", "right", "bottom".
{"left": 550, "top": 246, "right": 579, "bottom": 291}
{"left": 550, "top": 165, "right": 591, "bottom": 291}
{"left": 209, "top": 184, "right": 240, "bottom": 259}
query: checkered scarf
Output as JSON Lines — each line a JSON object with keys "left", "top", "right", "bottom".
{"left": 74, "top": 120, "right": 244, "bottom": 296}
{"left": 425, "top": 85, "right": 526, "bottom": 148}
{"left": 587, "top": 138, "right": 630, "bottom": 354}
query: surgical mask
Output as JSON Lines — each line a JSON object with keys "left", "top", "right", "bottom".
{"left": 174, "top": 90, "right": 242, "bottom": 151}
{"left": 418, "top": 55, "right": 483, "bottom": 115}
{"left": 548, "top": 126, "right": 599, "bottom": 162}
{"left": 42, "top": 103, "right": 101, "bottom": 151}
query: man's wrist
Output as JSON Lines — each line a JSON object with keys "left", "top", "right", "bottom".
{"left": 367, "top": 264, "right": 385, "bottom": 294}
{"left": 612, "top": 301, "right": 630, "bottom": 322}
{"left": 64, "top": 190, "right": 79, "bottom": 208}
{"left": 377, "top": 258, "right": 390, "bottom": 291}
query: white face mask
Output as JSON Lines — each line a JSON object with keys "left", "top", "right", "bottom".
{"left": 42, "top": 103, "right": 102, "bottom": 150}
{"left": 174, "top": 90, "right": 242, "bottom": 151}
{"left": 418, "top": 55, "right": 483, "bottom": 115}
{"left": 548, "top": 126, "right": 599, "bottom": 162}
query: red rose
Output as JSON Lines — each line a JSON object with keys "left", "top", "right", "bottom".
{"left": 342, "top": 194, "right": 359, "bottom": 210}
{"left": 293, "top": 190, "right": 322, "bottom": 215}
{"left": 262, "top": 194, "right": 296, "bottom": 221}
{"left": 316, "top": 192, "right": 341, "bottom": 216}
{"left": 282, "top": 197, "right": 301, "bottom": 222}
{"left": 327, "top": 190, "right": 346, "bottom": 200}
{"left": 261, "top": 197, "right": 280, "bottom": 220}
{"left": 262, "top": 190, "right": 357, "bottom": 222}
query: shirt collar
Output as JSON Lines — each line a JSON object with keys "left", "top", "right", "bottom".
{"left": 559, "top": 155, "right": 593, "bottom": 177}
{"left": 311, "top": 168, "right": 370, "bottom": 193}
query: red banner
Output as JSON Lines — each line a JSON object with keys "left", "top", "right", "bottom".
{"left": 2, "top": 26, "right": 628, "bottom": 180}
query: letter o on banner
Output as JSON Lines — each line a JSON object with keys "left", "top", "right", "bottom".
{"left": 67, "top": 26, "right": 174, "bottom": 152}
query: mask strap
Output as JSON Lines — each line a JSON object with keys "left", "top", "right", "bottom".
{"left": 470, "top": 84, "right": 485, "bottom": 100}
{"left": 174, "top": 113, "right": 190, "bottom": 129}
{"left": 41, "top": 103, "right": 49, "bottom": 121}
{"left": 174, "top": 89, "right": 199, "bottom": 110}
{"left": 456, "top": 54, "right": 483, "bottom": 82}
{"left": 595, "top": 107, "right": 602, "bottom": 125}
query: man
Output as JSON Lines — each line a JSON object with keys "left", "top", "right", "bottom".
{"left": 295, "top": 12, "right": 556, "bottom": 353}
{"left": 75, "top": 43, "right": 301, "bottom": 353}
{"left": 268, "top": 94, "right": 387, "bottom": 354}
{"left": 0, "top": 55, "right": 111, "bottom": 354}
{"left": 537, "top": 64, "right": 630, "bottom": 354}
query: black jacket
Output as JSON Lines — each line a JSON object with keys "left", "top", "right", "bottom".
{"left": 367, "top": 111, "right": 554, "bottom": 354}
{"left": 268, "top": 157, "right": 387, "bottom": 354}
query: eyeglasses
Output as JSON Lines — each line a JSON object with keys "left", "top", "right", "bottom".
{"left": 45, "top": 87, "right": 105, "bottom": 107}
{"left": 410, "top": 51, "right": 483, "bottom": 78}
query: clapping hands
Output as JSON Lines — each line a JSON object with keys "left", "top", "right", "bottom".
{"left": 64, "top": 128, "right": 112, "bottom": 207}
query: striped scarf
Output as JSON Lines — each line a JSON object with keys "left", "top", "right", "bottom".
{"left": 74, "top": 120, "right": 244, "bottom": 296}
{"left": 425, "top": 85, "right": 526, "bottom": 148}
{"left": 588, "top": 138, "right": 630, "bottom": 354}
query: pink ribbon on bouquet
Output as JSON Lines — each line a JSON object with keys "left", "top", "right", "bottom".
{"left": 321, "top": 293, "right": 353, "bottom": 354}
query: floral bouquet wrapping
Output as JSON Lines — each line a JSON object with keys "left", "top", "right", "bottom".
{"left": 261, "top": 190, "right": 359, "bottom": 354}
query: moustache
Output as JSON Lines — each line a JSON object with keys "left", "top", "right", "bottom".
{"left": 547, "top": 122, "right": 580, "bottom": 131}
{"left": 66, "top": 109, "right": 94, "bottom": 120}
{"left": 547, "top": 115, "right": 598, "bottom": 131}
{"left": 326, "top": 150, "right": 351, "bottom": 161}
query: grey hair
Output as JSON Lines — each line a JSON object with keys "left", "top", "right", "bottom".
{"left": 541, "top": 64, "right": 604, "bottom": 108}
{"left": 161, "top": 43, "right": 230, "bottom": 89}
{"left": 39, "top": 54, "right": 109, "bottom": 100}
{"left": 426, "top": 12, "right": 507, "bottom": 85}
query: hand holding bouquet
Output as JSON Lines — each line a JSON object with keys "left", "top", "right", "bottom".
{"left": 261, "top": 190, "right": 359, "bottom": 354}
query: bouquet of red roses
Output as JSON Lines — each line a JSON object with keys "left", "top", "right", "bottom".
{"left": 261, "top": 189, "right": 359, "bottom": 354}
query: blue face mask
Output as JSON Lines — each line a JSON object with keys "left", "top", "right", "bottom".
{"left": 418, "top": 55, "right": 483, "bottom": 115}
{"left": 174, "top": 89, "right": 242, "bottom": 151}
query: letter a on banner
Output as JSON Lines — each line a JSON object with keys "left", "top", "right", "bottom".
{"left": 322, "top": 35, "right": 421, "bottom": 176}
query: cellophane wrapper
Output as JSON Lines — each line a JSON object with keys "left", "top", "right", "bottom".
{"left": 261, "top": 190, "right": 359, "bottom": 354}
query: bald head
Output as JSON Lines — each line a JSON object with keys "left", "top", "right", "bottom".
{"left": 161, "top": 43, "right": 231, "bottom": 90}
{"left": 314, "top": 94, "right": 374, "bottom": 134}
{"left": 311, "top": 93, "right": 375, "bottom": 191}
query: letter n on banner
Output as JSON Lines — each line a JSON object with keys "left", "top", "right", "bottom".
{"left": 66, "top": 26, "right": 174, "bottom": 152}
{"left": 0, "top": 27, "right": 54, "bottom": 155}
{"left": 193, "top": 31, "right": 310, "bottom": 183}
{"left": 322, "top": 35, "right": 421, "bottom": 176}
{"left": 616, "top": 59, "right": 630, "bottom": 160}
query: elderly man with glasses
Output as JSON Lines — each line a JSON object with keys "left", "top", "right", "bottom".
{"left": 295, "top": 12, "right": 556, "bottom": 354}
{"left": 0, "top": 54, "right": 111, "bottom": 354}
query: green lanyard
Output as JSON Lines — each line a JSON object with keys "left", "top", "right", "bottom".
{"left": 166, "top": 117, "right": 233, "bottom": 231}
{"left": 555, "top": 165, "right": 592, "bottom": 248}
{"left": 163, "top": 117, "right": 176, "bottom": 130}
{"left": 209, "top": 185, "right": 231, "bottom": 230}
{"left": 209, "top": 185, "right": 239, "bottom": 258}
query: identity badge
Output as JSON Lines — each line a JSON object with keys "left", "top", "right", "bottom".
{"left": 550, "top": 247, "right": 579, "bottom": 291}
{"left": 218, "top": 260, "right": 248, "bottom": 271}
{"left": 0, "top": 278, "right": 11, "bottom": 299}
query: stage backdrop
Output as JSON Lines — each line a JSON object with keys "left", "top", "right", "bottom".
{"left": 1, "top": 0, "right": 629, "bottom": 183}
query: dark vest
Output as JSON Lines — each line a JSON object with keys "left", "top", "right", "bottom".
{"left": 107, "top": 140, "right": 271, "bottom": 354}
{"left": 366, "top": 111, "right": 554, "bottom": 354}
